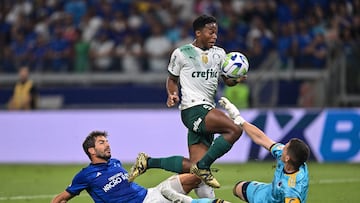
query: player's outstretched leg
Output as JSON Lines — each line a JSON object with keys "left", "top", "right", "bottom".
{"left": 190, "top": 164, "right": 220, "bottom": 188}
{"left": 218, "top": 97, "right": 239, "bottom": 120}
{"left": 128, "top": 152, "right": 149, "bottom": 182}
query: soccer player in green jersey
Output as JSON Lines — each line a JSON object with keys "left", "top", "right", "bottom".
{"left": 129, "top": 14, "right": 246, "bottom": 191}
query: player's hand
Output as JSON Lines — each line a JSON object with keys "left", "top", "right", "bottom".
{"left": 167, "top": 92, "right": 179, "bottom": 107}
{"left": 235, "top": 75, "right": 247, "bottom": 83}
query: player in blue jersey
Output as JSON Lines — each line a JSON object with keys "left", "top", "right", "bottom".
{"left": 51, "top": 131, "right": 228, "bottom": 203}
{"left": 219, "top": 97, "right": 310, "bottom": 203}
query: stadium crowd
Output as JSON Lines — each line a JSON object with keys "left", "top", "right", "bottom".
{"left": 0, "top": 0, "right": 359, "bottom": 74}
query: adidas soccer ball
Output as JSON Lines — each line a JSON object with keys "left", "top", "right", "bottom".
{"left": 221, "top": 52, "right": 249, "bottom": 79}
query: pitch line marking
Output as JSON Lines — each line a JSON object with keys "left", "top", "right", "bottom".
{"left": 0, "top": 178, "right": 359, "bottom": 201}
{"left": 0, "top": 193, "right": 88, "bottom": 201}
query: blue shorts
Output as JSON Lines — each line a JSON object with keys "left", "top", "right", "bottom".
{"left": 245, "top": 181, "right": 271, "bottom": 203}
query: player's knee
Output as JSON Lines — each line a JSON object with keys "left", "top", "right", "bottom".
{"left": 229, "top": 126, "right": 242, "bottom": 142}
{"left": 235, "top": 127, "right": 243, "bottom": 137}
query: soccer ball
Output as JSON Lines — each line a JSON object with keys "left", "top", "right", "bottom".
{"left": 221, "top": 52, "right": 249, "bottom": 79}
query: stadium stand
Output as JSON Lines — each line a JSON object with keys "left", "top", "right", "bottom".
{"left": 0, "top": 0, "right": 359, "bottom": 108}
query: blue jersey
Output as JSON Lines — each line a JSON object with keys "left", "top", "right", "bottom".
{"left": 66, "top": 158, "right": 147, "bottom": 203}
{"left": 246, "top": 143, "right": 309, "bottom": 203}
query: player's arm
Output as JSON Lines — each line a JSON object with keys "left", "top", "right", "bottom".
{"left": 221, "top": 75, "right": 247, "bottom": 87}
{"left": 232, "top": 114, "right": 275, "bottom": 150}
{"left": 51, "top": 190, "right": 75, "bottom": 203}
{"left": 241, "top": 121, "right": 275, "bottom": 150}
{"left": 166, "top": 74, "right": 180, "bottom": 107}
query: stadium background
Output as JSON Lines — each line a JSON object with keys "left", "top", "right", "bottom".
{"left": 0, "top": 0, "right": 359, "bottom": 202}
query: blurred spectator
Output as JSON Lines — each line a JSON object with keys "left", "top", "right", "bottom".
{"left": 62, "top": 13, "right": 78, "bottom": 43}
{"left": 246, "top": 16, "right": 274, "bottom": 69}
{"left": 144, "top": 22, "right": 172, "bottom": 72}
{"left": 222, "top": 28, "right": 247, "bottom": 53}
{"left": 64, "top": 0, "right": 87, "bottom": 27}
{"left": 175, "top": 25, "right": 194, "bottom": 47}
{"left": 277, "top": 21, "right": 297, "bottom": 69}
{"left": 1, "top": 46, "right": 15, "bottom": 73}
{"left": 297, "top": 81, "right": 315, "bottom": 108}
{"left": 74, "top": 29, "right": 90, "bottom": 73}
{"left": 110, "top": 11, "right": 128, "bottom": 45}
{"left": 80, "top": 9, "right": 103, "bottom": 42}
{"left": 194, "top": 0, "right": 220, "bottom": 16}
{"left": 223, "top": 83, "right": 251, "bottom": 109}
{"left": 308, "top": 31, "right": 327, "bottom": 69}
{"left": 7, "top": 66, "right": 38, "bottom": 110}
{"left": 29, "top": 34, "right": 49, "bottom": 72}
{"left": 171, "top": 0, "right": 195, "bottom": 22}
{"left": 9, "top": 32, "right": 29, "bottom": 68}
{"left": 89, "top": 30, "right": 115, "bottom": 71}
{"left": 294, "top": 19, "right": 313, "bottom": 68}
{"left": 115, "top": 34, "right": 143, "bottom": 74}
{"left": 48, "top": 25, "right": 71, "bottom": 72}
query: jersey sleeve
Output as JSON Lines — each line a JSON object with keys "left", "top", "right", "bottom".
{"left": 167, "top": 48, "right": 182, "bottom": 76}
{"left": 219, "top": 48, "right": 227, "bottom": 76}
{"left": 270, "top": 143, "right": 285, "bottom": 160}
{"left": 66, "top": 170, "right": 89, "bottom": 196}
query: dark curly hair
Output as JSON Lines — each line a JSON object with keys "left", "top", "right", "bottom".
{"left": 193, "top": 14, "right": 217, "bottom": 32}
{"left": 82, "top": 131, "right": 108, "bottom": 160}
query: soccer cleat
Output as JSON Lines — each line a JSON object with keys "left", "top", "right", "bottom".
{"left": 219, "top": 97, "right": 240, "bottom": 120}
{"left": 190, "top": 164, "right": 220, "bottom": 188}
{"left": 128, "top": 152, "right": 149, "bottom": 182}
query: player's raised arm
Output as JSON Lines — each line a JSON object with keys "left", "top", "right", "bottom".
{"left": 166, "top": 74, "right": 180, "bottom": 107}
{"left": 241, "top": 122, "right": 275, "bottom": 151}
{"left": 219, "top": 97, "right": 275, "bottom": 150}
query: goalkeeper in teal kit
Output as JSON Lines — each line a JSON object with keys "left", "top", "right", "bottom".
{"left": 220, "top": 97, "right": 310, "bottom": 203}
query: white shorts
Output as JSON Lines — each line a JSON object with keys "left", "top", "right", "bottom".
{"left": 143, "top": 182, "right": 170, "bottom": 203}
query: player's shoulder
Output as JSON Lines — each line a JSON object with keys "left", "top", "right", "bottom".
{"left": 210, "top": 46, "right": 226, "bottom": 58}
{"left": 108, "top": 158, "right": 122, "bottom": 165}
{"left": 211, "top": 46, "right": 226, "bottom": 53}
{"left": 297, "top": 164, "right": 309, "bottom": 180}
{"left": 177, "top": 43, "right": 194, "bottom": 52}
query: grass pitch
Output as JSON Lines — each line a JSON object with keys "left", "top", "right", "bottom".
{"left": 0, "top": 162, "right": 359, "bottom": 203}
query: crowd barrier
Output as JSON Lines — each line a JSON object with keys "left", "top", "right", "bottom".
{"left": 0, "top": 108, "right": 359, "bottom": 163}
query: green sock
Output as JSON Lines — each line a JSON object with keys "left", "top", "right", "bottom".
{"left": 147, "top": 156, "right": 184, "bottom": 173}
{"left": 197, "top": 136, "right": 232, "bottom": 169}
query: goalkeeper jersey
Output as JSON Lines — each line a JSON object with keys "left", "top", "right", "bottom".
{"left": 247, "top": 143, "right": 309, "bottom": 203}
{"left": 167, "top": 44, "right": 226, "bottom": 110}
{"left": 66, "top": 158, "right": 147, "bottom": 203}
{"left": 271, "top": 143, "right": 309, "bottom": 203}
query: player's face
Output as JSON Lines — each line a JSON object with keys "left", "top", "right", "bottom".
{"left": 198, "top": 23, "right": 218, "bottom": 49}
{"left": 94, "top": 136, "right": 111, "bottom": 160}
{"left": 281, "top": 142, "right": 290, "bottom": 163}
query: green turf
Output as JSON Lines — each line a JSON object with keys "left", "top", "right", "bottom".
{"left": 0, "top": 162, "right": 359, "bottom": 202}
